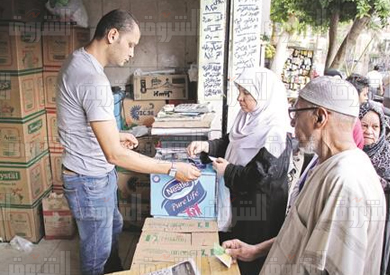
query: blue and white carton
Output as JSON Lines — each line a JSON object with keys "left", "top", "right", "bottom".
{"left": 150, "top": 163, "right": 217, "bottom": 219}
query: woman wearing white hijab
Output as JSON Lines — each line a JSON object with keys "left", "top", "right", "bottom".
{"left": 187, "top": 67, "right": 292, "bottom": 274}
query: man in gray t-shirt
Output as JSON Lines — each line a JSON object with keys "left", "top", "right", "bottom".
{"left": 57, "top": 47, "right": 116, "bottom": 176}
{"left": 57, "top": 10, "right": 200, "bottom": 275}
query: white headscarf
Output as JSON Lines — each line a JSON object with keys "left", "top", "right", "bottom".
{"left": 225, "top": 67, "right": 290, "bottom": 166}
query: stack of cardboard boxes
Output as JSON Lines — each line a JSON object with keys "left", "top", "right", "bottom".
{"left": 42, "top": 22, "right": 90, "bottom": 193}
{"left": 131, "top": 218, "right": 218, "bottom": 269}
{"left": 0, "top": 21, "right": 51, "bottom": 243}
{"left": 40, "top": 22, "right": 89, "bottom": 240}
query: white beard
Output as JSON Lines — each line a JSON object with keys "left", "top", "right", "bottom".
{"left": 299, "top": 135, "right": 318, "bottom": 154}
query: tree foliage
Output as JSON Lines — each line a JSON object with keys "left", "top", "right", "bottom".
{"left": 286, "top": 0, "right": 390, "bottom": 27}
{"left": 270, "top": 0, "right": 390, "bottom": 71}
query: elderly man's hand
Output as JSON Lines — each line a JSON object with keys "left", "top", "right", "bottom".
{"left": 222, "top": 239, "right": 259, "bottom": 262}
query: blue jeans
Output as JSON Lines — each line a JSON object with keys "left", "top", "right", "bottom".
{"left": 62, "top": 168, "right": 123, "bottom": 275}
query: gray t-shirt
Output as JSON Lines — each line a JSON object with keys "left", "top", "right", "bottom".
{"left": 56, "top": 47, "right": 115, "bottom": 176}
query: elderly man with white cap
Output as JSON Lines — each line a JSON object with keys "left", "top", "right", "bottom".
{"left": 257, "top": 76, "right": 386, "bottom": 275}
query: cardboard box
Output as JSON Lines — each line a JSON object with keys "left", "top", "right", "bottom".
{"left": 132, "top": 244, "right": 215, "bottom": 264}
{"left": 37, "top": 71, "right": 45, "bottom": 111}
{"left": 0, "top": 0, "right": 46, "bottom": 22}
{"left": 150, "top": 163, "right": 217, "bottom": 219}
{"left": 139, "top": 226, "right": 218, "bottom": 247}
{"left": 142, "top": 217, "right": 218, "bottom": 232}
{"left": 42, "top": 151, "right": 53, "bottom": 191}
{"left": 49, "top": 149, "right": 63, "bottom": 189}
{"left": 46, "top": 109, "right": 63, "bottom": 151}
{"left": 0, "top": 151, "right": 52, "bottom": 206}
{"left": 128, "top": 255, "right": 241, "bottom": 275}
{"left": 0, "top": 207, "right": 5, "bottom": 242}
{"left": 42, "top": 23, "right": 90, "bottom": 67}
{"left": 52, "top": 185, "right": 63, "bottom": 194}
{"left": 0, "top": 111, "right": 48, "bottom": 163}
{"left": 0, "top": 23, "right": 42, "bottom": 71}
{"left": 0, "top": 70, "right": 45, "bottom": 119}
{"left": 139, "top": 231, "right": 192, "bottom": 246}
{"left": 43, "top": 67, "right": 60, "bottom": 109}
{"left": 133, "top": 74, "right": 188, "bottom": 100}
{"left": 117, "top": 168, "right": 150, "bottom": 203}
{"left": 42, "top": 193, "right": 75, "bottom": 239}
{"left": 119, "top": 201, "right": 151, "bottom": 229}
{"left": 2, "top": 192, "right": 47, "bottom": 243}
{"left": 123, "top": 99, "right": 165, "bottom": 127}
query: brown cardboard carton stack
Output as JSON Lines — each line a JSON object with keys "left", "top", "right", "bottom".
{"left": 2, "top": 192, "right": 49, "bottom": 243}
{"left": 122, "top": 74, "right": 189, "bottom": 128}
{"left": 112, "top": 218, "right": 244, "bottom": 275}
{"left": 122, "top": 72, "right": 189, "bottom": 129}
{"left": 42, "top": 192, "right": 75, "bottom": 239}
{"left": 132, "top": 218, "right": 218, "bottom": 268}
{"left": 0, "top": 21, "right": 52, "bottom": 243}
{"left": 0, "top": 207, "right": 5, "bottom": 242}
{"left": 41, "top": 22, "right": 90, "bottom": 193}
{"left": 0, "top": 152, "right": 52, "bottom": 243}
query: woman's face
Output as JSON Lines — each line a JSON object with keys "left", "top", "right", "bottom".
{"left": 361, "top": 111, "right": 381, "bottom": 146}
{"left": 237, "top": 85, "right": 257, "bottom": 113}
{"left": 359, "top": 87, "right": 369, "bottom": 105}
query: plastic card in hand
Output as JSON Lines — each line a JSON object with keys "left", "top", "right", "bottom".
{"left": 214, "top": 243, "right": 232, "bottom": 268}
{"left": 208, "top": 156, "right": 217, "bottom": 162}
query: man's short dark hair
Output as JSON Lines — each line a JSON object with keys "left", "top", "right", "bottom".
{"left": 324, "top": 68, "right": 343, "bottom": 78}
{"left": 93, "top": 9, "right": 139, "bottom": 40}
{"left": 346, "top": 73, "right": 369, "bottom": 94}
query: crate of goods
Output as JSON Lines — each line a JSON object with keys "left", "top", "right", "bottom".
{"left": 43, "top": 67, "right": 60, "bottom": 109}
{"left": 0, "top": 70, "right": 44, "bottom": 119}
{"left": 0, "top": 207, "right": 5, "bottom": 242}
{"left": 0, "top": 23, "right": 42, "bottom": 71}
{"left": 132, "top": 74, "right": 188, "bottom": 100}
{"left": 132, "top": 218, "right": 218, "bottom": 265}
{"left": 42, "top": 192, "right": 75, "bottom": 239}
{"left": 49, "top": 149, "right": 63, "bottom": 190}
{"left": 42, "top": 23, "right": 90, "bottom": 67}
{"left": 122, "top": 99, "right": 166, "bottom": 127}
{"left": 2, "top": 191, "right": 50, "bottom": 243}
{"left": 0, "top": 111, "right": 48, "bottom": 163}
{"left": 46, "top": 109, "right": 63, "bottom": 151}
{"left": 0, "top": 151, "right": 52, "bottom": 206}
{"left": 150, "top": 162, "right": 217, "bottom": 219}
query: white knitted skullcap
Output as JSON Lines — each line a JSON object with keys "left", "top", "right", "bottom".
{"left": 299, "top": 76, "right": 359, "bottom": 117}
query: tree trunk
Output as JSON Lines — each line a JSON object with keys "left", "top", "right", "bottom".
{"left": 330, "top": 16, "right": 370, "bottom": 69}
{"left": 270, "top": 30, "right": 290, "bottom": 78}
{"left": 325, "top": 11, "right": 340, "bottom": 70}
